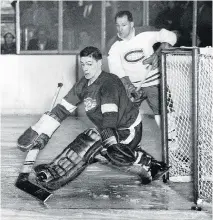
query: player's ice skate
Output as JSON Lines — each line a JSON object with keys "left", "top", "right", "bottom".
{"left": 134, "top": 148, "right": 170, "bottom": 183}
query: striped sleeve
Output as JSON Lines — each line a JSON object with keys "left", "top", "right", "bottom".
{"left": 156, "top": 28, "right": 177, "bottom": 46}
{"left": 100, "top": 81, "right": 119, "bottom": 129}
{"left": 51, "top": 81, "right": 83, "bottom": 121}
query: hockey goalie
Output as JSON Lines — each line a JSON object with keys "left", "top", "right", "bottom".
{"left": 17, "top": 46, "right": 169, "bottom": 193}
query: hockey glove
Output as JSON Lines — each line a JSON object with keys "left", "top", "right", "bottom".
{"left": 120, "top": 76, "right": 140, "bottom": 101}
{"left": 130, "top": 88, "right": 144, "bottom": 107}
{"left": 17, "top": 112, "right": 61, "bottom": 152}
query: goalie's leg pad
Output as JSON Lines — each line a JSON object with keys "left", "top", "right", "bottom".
{"left": 103, "top": 144, "right": 136, "bottom": 167}
{"left": 34, "top": 128, "right": 102, "bottom": 191}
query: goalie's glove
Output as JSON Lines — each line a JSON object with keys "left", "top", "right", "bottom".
{"left": 130, "top": 87, "right": 142, "bottom": 102}
{"left": 121, "top": 76, "right": 141, "bottom": 101}
{"left": 101, "top": 128, "right": 136, "bottom": 166}
{"left": 130, "top": 88, "right": 144, "bottom": 107}
{"left": 17, "top": 112, "right": 61, "bottom": 152}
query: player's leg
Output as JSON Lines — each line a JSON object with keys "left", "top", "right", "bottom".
{"left": 34, "top": 128, "right": 102, "bottom": 191}
{"left": 144, "top": 84, "right": 178, "bottom": 173}
{"left": 143, "top": 84, "right": 161, "bottom": 125}
{"left": 154, "top": 114, "right": 176, "bottom": 141}
{"left": 116, "top": 122, "right": 169, "bottom": 184}
{"left": 132, "top": 86, "right": 171, "bottom": 180}
{"left": 100, "top": 122, "right": 151, "bottom": 184}
{"left": 144, "top": 84, "right": 177, "bottom": 141}
{"left": 154, "top": 114, "right": 161, "bottom": 127}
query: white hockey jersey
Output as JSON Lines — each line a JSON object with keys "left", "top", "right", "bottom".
{"left": 108, "top": 28, "right": 177, "bottom": 88}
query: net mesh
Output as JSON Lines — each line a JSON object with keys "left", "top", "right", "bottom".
{"left": 197, "top": 53, "right": 213, "bottom": 203}
{"left": 164, "top": 49, "right": 213, "bottom": 203}
{"left": 166, "top": 54, "right": 193, "bottom": 181}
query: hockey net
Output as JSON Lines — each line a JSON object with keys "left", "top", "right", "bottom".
{"left": 162, "top": 48, "right": 213, "bottom": 204}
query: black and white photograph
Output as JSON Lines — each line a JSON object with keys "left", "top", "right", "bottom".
{"left": 0, "top": 0, "right": 212, "bottom": 219}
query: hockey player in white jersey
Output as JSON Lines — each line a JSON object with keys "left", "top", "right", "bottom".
{"left": 108, "top": 11, "right": 177, "bottom": 128}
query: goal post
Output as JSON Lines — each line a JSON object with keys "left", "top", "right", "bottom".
{"left": 160, "top": 47, "right": 213, "bottom": 206}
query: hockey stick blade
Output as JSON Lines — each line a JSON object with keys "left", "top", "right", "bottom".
{"left": 15, "top": 83, "right": 63, "bottom": 203}
{"left": 15, "top": 173, "right": 52, "bottom": 203}
{"left": 15, "top": 148, "right": 52, "bottom": 203}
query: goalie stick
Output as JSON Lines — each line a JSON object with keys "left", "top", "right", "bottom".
{"left": 15, "top": 147, "right": 52, "bottom": 203}
{"left": 49, "top": 82, "right": 63, "bottom": 111}
{"left": 15, "top": 82, "right": 63, "bottom": 203}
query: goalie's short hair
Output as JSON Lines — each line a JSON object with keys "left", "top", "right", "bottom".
{"left": 80, "top": 46, "right": 102, "bottom": 61}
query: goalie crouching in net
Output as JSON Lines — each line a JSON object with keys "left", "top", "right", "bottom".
{"left": 17, "top": 46, "right": 169, "bottom": 192}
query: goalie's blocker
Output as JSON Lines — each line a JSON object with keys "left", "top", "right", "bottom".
{"left": 17, "top": 111, "right": 61, "bottom": 152}
{"left": 34, "top": 128, "right": 102, "bottom": 191}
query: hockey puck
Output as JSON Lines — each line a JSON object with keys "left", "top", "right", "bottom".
{"left": 191, "top": 206, "right": 202, "bottom": 211}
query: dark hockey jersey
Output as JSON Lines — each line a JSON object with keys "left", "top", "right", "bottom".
{"left": 51, "top": 71, "right": 140, "bottom": 131}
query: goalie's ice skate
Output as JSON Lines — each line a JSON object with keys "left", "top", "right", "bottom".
{"left": 134, "top": 151, "right": 152, "bottom": 184}
{"left": 134, "top": 148, "right": 170, "bottom": 183}
{"left": 151, "top": 160, "right": 170, "bottom": 181}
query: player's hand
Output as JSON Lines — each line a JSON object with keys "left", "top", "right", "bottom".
{"left": 34, "top": 133, "right": 50, "bottom": 150}
{"left": 17, "top": 112, "right": 61, "bottom": 152}
{"left": 17, "top": 127, "right": 49, "bottom": 151}
{"left": 130, "top": 89, "right": 141, "bottom": 100}
{"left": 126, "top": 84, "right": 140, "bottom": 101}
{"left": 143, "top": 53, "right": 159, "bottom": 70}
{"left": 130, "top": 88, "right": 144, "bottom": 107}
